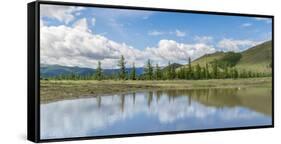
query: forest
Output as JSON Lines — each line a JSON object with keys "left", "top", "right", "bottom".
{"left": 44, "top": 51, "right": 272, "bottom": 81}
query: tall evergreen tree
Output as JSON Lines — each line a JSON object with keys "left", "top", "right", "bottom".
{"left": 171, "top": 64, "right": 176, "bottom": 79}
{"left": 95, "top": 61, "right": 102, "bottom": 80}
{"left": 118, "top": 55, "right": 126, "bottom": 80}
{"left": 212, "top": 59, "right": 219, "bottom": 79}
{"left": 205, "top": 63, "right": 210, "bottom": 79}
{"left": 155, "top": 64, "right": 162, "bottom": 80}
{"left": 144, "top": 59, "right": 153, "bottom": 80}
{"left": 187, "top": 57, "right": 193, "bottom": 79}
{"left": 167, "top": 61, "right": 171, "bottom": 79}
{"left": 195, "top": 64, "right": 201, "bottom": 79}
{"left": 130, "top": 62, "right": 136, "bottom": 80}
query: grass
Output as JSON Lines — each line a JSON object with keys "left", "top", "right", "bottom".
{"left": 40, "top": 77, "right": 272, "bottom": 103}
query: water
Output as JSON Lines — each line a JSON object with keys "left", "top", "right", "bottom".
{"left": 40, "top": 87, "right": 272, "bottom": 139}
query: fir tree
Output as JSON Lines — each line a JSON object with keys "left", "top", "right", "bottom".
{"left": 118, "top": 55, "right": 126, "bottom": 80}
{"left": 155, "top": 64, "right": 162, "bottom": 80}
{"left": 95, "top": 61, "right": 102, "bottom": 80}
{"left": 144, "top": 59, "right": 153, "bottom": 80}
{"left": 130, "top": 62, "right": 136, "bottom": 80}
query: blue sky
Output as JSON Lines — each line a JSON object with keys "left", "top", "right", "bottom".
{"left": 40, "top": 4, "right": 272, "bottom": 68}
{"left": 42, "top": 6, "right": 271, "bottom": 49}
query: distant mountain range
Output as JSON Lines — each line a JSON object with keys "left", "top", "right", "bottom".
{"left": 40, "top": 64, "right": 144, "bottom": 77}
{"left": 41, "top": 40, "right": 272, "bottom": 77}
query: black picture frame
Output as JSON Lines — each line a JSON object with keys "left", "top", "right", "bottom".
{"left": 28, "top": 0, "right": 274, "bottom": 143}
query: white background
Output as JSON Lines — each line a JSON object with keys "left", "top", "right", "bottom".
{"left": 0, "top": 0, "right": 279, "bottom": 143}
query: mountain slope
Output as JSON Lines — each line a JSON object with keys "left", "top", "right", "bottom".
{"left": 236, "top": 40, "right": 272, "bottom": 72}
{"left": 162, "top": 63, "right": 183, "bottom": 71}
{"left": 177, "top": 40, "right": 272, "bottom": 73}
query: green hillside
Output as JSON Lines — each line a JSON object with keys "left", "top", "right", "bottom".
{"left": 192, "top": 52, "right": 225, "bottom": 67}
{"left": 162, "top": 63, "right": 183, "bottom": 71}
{"left": 177, "top": 40, "right": 272, "bottom": 73}
{"left": 177, "top": 52, "right": 226, "bottom": 70}
{"left": 237, "top": 40, "right": 272, "bottom": 73}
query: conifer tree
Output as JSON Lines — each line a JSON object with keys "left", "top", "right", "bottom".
{"left": 95, "top": 61, "right": 102, "bottom": 80}
{"left": 195, "top": 64, "right": 201, "bottom": 79}
{"left": 155, "top": 64, "right": 162, "bottom": 80}
{"left": 130, "top": 62, "right": 136, "bottom": 80}
{"left": 118, "top": 55, "right": 126, "bottom": 80}
{"left": 212, "top": 59, "right": 219, "bottom": 79}
{"left": 144, "top": 59, "right": 153, "bottom": 80}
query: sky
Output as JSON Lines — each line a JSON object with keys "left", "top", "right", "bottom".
{"left": 40, "top": 4, "right": 272, "bottom": 69}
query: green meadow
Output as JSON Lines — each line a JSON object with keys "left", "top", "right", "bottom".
{"left": 40, "top": 77, "right": 272, "bottom": 103}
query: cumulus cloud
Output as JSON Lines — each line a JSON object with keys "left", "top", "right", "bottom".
{"left": 146, "top": 40, "right": 216, "bottom": 63}
{"left": 40, "top": 4, "right": 84, "bottom": 24}
{"left": 41, "top": 17, "right": 217, "bottom": 69}
{"left": 41, "top": 18, "right": 145, "bottom": 69}
{"left": 217, "top": 38, "right": 262, "bottom": 52}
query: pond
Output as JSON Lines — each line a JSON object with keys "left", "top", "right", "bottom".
{"left": 40, "top": 87, "right": 272, "bottom": 139}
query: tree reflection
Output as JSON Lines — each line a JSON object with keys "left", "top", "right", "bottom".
{"left": 106, "top": 87, "right": 271, "bottom": 116}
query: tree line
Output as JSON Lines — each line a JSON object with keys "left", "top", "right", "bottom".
{"left": 46, "top": 54, "right": 271, "bottom": 81}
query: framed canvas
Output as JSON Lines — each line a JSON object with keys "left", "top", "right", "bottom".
{"left": 28, "top": 1, "right": 274, "bottom": 142}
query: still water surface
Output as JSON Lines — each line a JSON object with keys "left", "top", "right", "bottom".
{"left": 41, "top": 87, "right": 272, "bottom": 139}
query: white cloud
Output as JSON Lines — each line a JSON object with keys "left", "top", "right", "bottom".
{"left": 148, "top": 30, "right": 165, "bottom": 36}
{"left": 146, "top": 40, "right": 216, "bottom": 63}
{"left": 73, "top": 18, "right": 89, "bottom": 32}
{"left": 175, "top": 30, "right": 186, "bottom": 37}
{"left": 148, "top": 29, "right": 186, "bottom": 37}
{"left": 91, "top": 17, "right": 96, "bottom": 26}
{"left": 40, "top": 4, "right": 84, "bottom": 24}
{"left": 254, "top": 17, "right": 272, "bottom": 24}
{"left": 241, "top": 23, "right": 252, "bottom": 27}
{"left": 217, "top": 38, "right": 262, "bottom": 52}
{"left": 41, "top": 17, "right": 217, "bottom": 69}
{"left": 194, "top": 36, "right": 213, "bottom": 43}
{"left": 41, "top": 18, "right": 145, "bottom": 69}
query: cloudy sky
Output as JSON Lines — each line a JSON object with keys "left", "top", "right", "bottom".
{"left": 40, "top": 4, "right": 272, "bottom": 69}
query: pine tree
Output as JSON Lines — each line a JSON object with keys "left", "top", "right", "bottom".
{"left": 202, "top": 67, "right": 206, "bottom": 79}
{"left": 212, "top": 59, "right": 219, "bottom": 79}
{"left": 178, "top": 68, "right": 185, "bottom": 79}
{"left": 166, "top": 61, "right": 171, "bottom": 80}
{"left": 95, "top": 61, "right": 102, "bottom": 80}
{"left": 144, "top": 59, "right": 153, "bottom": 80}
{"left": 195, "top": 64, "right": 201, "bottom": 79}
{"left": 171, "top": 64, "right": 176, "bottom": 79}
{"left": 155, "top": 64, "right": 162, "bottom": 80}
{"left": 118, "top": 55, "right": 126, "bottom": 80}
{"left": 130, "top": 62, "right": 136, "bottom": 80}
{"left": 187, "top": 57, "right": 193, "bottom": 79}
{"left": 205, "top": 63, "right": 210, "bottom": 79}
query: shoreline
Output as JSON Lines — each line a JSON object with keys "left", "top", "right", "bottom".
{"left": 40, "top": 77, "right": 272, "bottom": 104}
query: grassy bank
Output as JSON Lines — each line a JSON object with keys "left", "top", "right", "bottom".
{"left": 40, "top": 77, "right": 272, "bottom": 103}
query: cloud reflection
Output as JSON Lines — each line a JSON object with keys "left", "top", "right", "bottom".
{"left": 41, "top": 89, "right": 271, "bottom": 139}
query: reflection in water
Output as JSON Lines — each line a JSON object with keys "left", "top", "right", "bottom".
{"left": 41, "top": 87, "right": 272, "bottom": 139}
